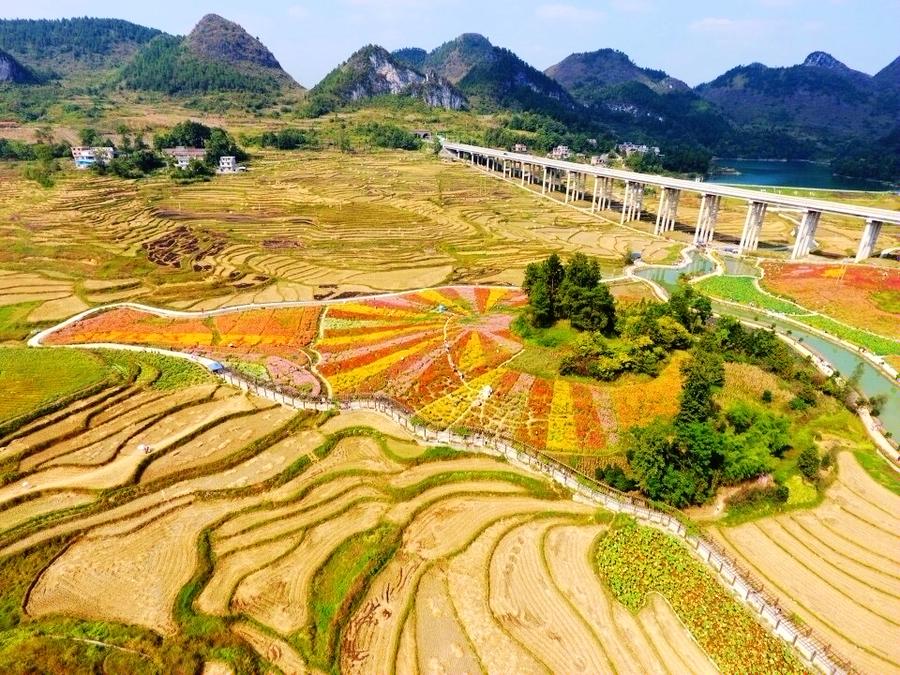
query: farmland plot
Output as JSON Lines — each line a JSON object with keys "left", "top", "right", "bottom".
{"left": 711, "top": 452, "right": 900, "bottom": 675}
{"left": 1, "top": 381, "right": 811, "bottom": 674}
{"left": 48, "top": 285, "right": 686, "bottom": 454}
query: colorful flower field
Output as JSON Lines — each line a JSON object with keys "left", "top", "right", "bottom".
{"left": 761, "top": 262, "right": 900, "bottom": 340}
{"left": 45, "top": 306, "right": 324, "bottom": 394}
{"left": 46, "top": 286, "right": 688, "bottom": 453}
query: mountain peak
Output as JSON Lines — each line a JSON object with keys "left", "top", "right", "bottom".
{"left": 454, "top": 33, "right": 493, "bottom": 48}
{"left": 309, "top": 44, "right": 467, "bottom": 112}
{"left": 424, "top": 33, "right": 497, "bottom": 83}
{"left": 802, "top": 51, "right": 847, "bottom": 70}
{"left": 545, "top": 48, "right": 689, "bottom": 96}
{"left": 187, "top": 13, "right": 283, "bottom": 71}
{"left": 874, "top": 55, "right": 900, "bottom": 86}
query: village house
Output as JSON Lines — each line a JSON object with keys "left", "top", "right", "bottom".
{"left": 590, "top": 153, "right": 611, "bottom": 166}
{"left": 71, "top": 146, "right": 115, "bottom": 169}
{"left": 217, "top": 156, "right": 239, "bottom": 173}
{"left": 513, "top": 143, "right": 528, "bottom": 153}
{"left": 548, "top": 145, "right": 571, "bottom": 160}
{"left": 161, "top": 146, "right": 206, "bottom": 170}
{"left": 617, "top": 142, "right": 660, "bottom": 157}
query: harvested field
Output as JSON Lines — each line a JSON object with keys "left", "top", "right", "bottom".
{"left": 231, "top": 621, "right": 313, "bottom": 675}
{"left": 414, "top": 565, "right": 482, "bottom": 674}
{"left": 0, "top": 149, "right": 682, "bottom": 315}
{"left": 0, "top": 491, "right": 94, "bottom": 536}
{"left": 544, "top": 524, "right": 673, "bottom": 675}
{"left": 317, "top": 410, "right": 415, "bottom": 441}
{"left": 490, "top": 519, "right": 613, "bottom": 673}
{"left": 1, "top": 354, "right": 821, "bottom": 673}
{"left": 711, "top": 452, "right": 900, "bottom": 675}
{"left": 26, "top": 500, "right": 240, "bottom": 634}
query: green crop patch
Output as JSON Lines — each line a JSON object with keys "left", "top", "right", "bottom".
{"left": 0, "top": 348, "right": 109, "bottom": 423}
{"left": 596, "top": 520, "right": 806, "bottom": 674}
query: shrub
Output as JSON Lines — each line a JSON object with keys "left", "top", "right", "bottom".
{"left": 797, "top": 446, "right": 821, "bottom": 481}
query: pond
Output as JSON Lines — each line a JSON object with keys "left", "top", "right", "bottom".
{"left": 632, "top": 251, "right": 714, "bottom": 293}
{"left": 706, "top": 159, "right": 892, "bottom": 191}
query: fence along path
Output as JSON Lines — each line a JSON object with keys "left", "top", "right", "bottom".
{"left": 218, "top": 367, "right": 854, "bottom": 675}
{"left": 29, "top": 323, "right": 855, "bottom": 674}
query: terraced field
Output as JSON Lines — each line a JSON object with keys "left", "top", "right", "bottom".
{"left": 695, "top": 272, "right": 900, "bottom": 356}
{"left": 0, "top": 367, "right": 808, "bottom": 673}
{"left": 761, "top": 262, "right": 900, "bottom": 340}
{"left": 711, "top": 452, "right": 900, "bottom": 674}
{"left": 0, "top": 151, "right": 676, "bottom": 321}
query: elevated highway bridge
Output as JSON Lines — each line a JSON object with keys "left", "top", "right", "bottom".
{"left": 442, "top": 141, "right": 900, "bottom": 261}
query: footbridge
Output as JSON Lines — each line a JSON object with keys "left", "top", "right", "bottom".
{"left": 442, "top": 141, "right": 900, "bottom": 261}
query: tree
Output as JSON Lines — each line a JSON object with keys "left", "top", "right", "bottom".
{"left": 676, "top": 349, "right": 724, "bottom": 425}
{"left": 558, "top": 253, "right": 616, "bottom": 333}
{"left": 204, "top": 128, "right": 246, "bottom": 165}
{"left": 527, "top": 278, "right": 555, "bottom": 327}
{"left": 523, "top": 253, "right": 566, "bottom": 327}
{"left": 797, "top": 446, "right": 820, "bottom": 481}
{"left": 667, "top": 283, "right": 712, "bottom": 332}
{"left": 79, "top": 127, "right": 100, "bottom": 146}
{"left": 154, "top": 120, "right": 212, "bottom": 150}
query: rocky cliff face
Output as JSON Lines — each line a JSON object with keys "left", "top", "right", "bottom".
{"left": 0, "top": 48, "right": 36, "bottom": 84}
{"left": 312, "top": 45, "right": 467, "bottom": 110}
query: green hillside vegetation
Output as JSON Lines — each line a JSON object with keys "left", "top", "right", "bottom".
{"left": 831, "top": 125, "right": 900, "bottom": 183}
{"left": 120, "top": 35, "right": 282, "bottom": 95}
{"left": 0, "top": 17, "right": 161, "bottom": 77}
{"left": 458, "top": 47, "right": 578, "bottom": 118}
{"left": 518, "top": 255, "right": 855, "bottom": 508}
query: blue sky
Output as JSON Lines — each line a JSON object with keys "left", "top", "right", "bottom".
{"left": 5, "top": 0, "right": 899, "bottom": 87}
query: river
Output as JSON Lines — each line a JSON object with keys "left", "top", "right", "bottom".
{"left": 706, "top": 159, "right": 892, "bottom": 191}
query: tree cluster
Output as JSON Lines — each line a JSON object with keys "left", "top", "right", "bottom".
{"left": 359, "top": 122, "right": 423, "bottom": 151}
{"left": 620, "top": 317, "right": 828, "bottom": 507}
{"left": 558, "top": 283, "right": 710, "bottom": 381}
{"left": 153, "top": 120, "right": 247, "bottom": 166}
{"left": 523, "top": 253, "right": 616, "bottom": 333}
{"left": 256, "top": 128, "right": 317, "bottom": 150}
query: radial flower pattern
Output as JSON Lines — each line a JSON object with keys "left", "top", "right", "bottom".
{"left": 46, "top": 286, "right": 685, "bottom": 453}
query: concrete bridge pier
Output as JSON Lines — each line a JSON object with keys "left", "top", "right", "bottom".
{"left": 694, "top": 194, "right": 721, "bottom": 245}
{"left": 855, "top": 219, "right": 883, "bottom": 261}
{"left": 654, "top": 187, "right": 681, "bottom": 235}
{"left": 600, "top": 177, "right": 614, "bottom": 211}
{"left": 790, "top": 210, "right": 821, "bottom": 259}
{"left": 620, "top": 181, "right": 646, "bottom": 224}
{"left": 738, "top": 201, "right": 768, "bottom": 254}
{"left": 565, "top": 170, "right": 573, "bottom": 203}
{"left": 542, "top": 166, "right": 548, "bottom": 194}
